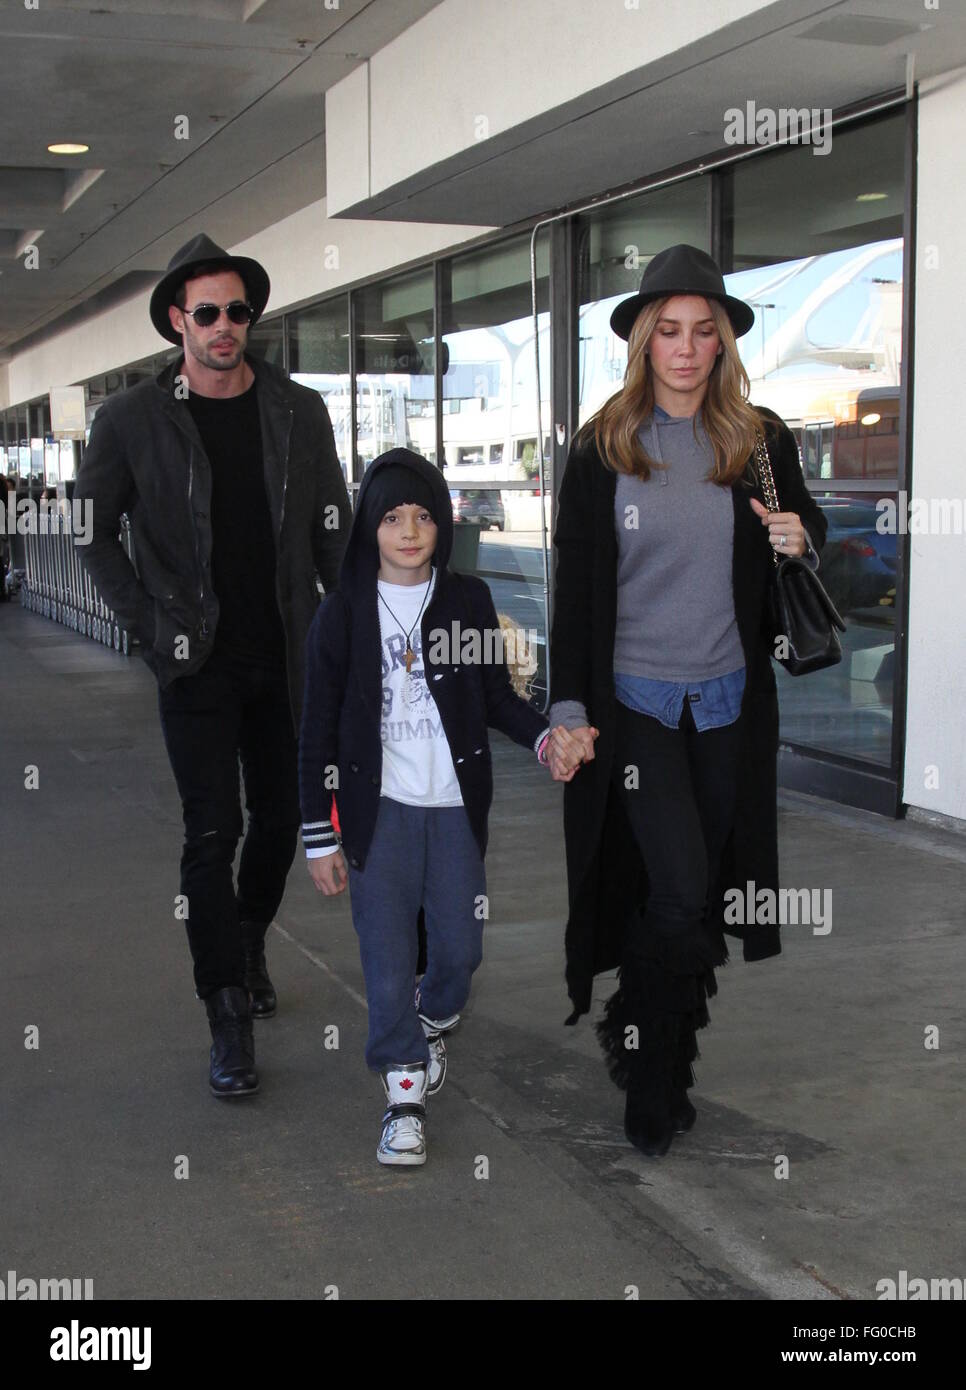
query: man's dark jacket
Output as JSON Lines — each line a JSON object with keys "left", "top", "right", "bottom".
{"left": 73, "top": 354, "right": 351, "bottom": 725}
{"left": 550, "top": 406, "right": 829, "bottom": 1018}
{"left": 298, "top": 448, "right": 548, "bottom": 871}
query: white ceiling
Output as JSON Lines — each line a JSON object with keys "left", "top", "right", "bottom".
{"left": 340, "top": 0, "right": 966, "bottom": 226}
{"left": 3, "top": 0, "right": 965, "bottom": 365}
{"left": 0, "top": 0, "right": 442, "bottom": 359}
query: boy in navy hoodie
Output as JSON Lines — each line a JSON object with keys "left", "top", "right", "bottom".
{"left": 299, "top": 448, "right": 558, "bottom": 1166}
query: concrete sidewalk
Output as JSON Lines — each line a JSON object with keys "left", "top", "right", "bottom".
{"left": 2, "top": 600, "right": 964, "bottom": 1301}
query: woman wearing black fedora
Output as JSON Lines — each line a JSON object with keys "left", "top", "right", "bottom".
{"left": 545, "top": 244, "right": 827, "bottom": 1157}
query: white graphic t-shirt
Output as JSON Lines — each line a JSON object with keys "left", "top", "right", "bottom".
{"left": 377, "top": 570, "right": 463, "bottom": 807}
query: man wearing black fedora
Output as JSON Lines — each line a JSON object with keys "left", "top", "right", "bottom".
{"left": 74, "top": 233, "right": 351, "bottom": 1099}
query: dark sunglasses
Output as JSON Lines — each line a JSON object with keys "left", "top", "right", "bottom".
{"left": 181, "top": 300, "right": 254, "bottom": 328}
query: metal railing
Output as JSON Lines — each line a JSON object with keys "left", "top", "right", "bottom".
{"left": 20, "top": 504, "right": 134, "bottom": 656}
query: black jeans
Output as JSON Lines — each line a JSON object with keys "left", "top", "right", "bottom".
{"left": 613, "top": 694, "right": 741, "bottom": 962}
{"left": 158, "top": 645, "right": 301, "bottom": 999}
{"left": 598, "top": 696, "right": 742, "bottom": 1109}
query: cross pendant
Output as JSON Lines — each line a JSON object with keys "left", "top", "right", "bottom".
{"left": 405, "top": 646, "right": 414, "bottom": 674}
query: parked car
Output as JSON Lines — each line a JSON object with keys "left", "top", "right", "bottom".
{"left": 450, "top": 489, "right": 505, "bottom": 531}
{"left": 814, "top": 495, "right": 897, "bottom": 616}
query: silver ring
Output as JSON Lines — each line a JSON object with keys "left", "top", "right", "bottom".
{"left": 779, "top": 534, "right": 787, "bottom": 546}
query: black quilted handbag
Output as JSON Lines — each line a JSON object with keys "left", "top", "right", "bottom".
{"left": 754, "top": 430, "right": 846, "bottom": 676}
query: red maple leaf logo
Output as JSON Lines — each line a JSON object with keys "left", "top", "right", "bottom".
{"left": 399, "top": 1077, "right": 414, "bottom": 1090}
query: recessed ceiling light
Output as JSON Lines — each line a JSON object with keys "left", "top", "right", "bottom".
{"left": 857, "top": 192, "right": 887, "bottom": 202}
{"left": 48, "top": 142, "right": 90, "bottom": 155}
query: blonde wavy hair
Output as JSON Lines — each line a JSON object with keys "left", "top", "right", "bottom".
{"left": 578, "top": 296, "right": 762, "bottom": 485}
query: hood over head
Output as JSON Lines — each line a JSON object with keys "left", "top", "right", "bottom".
{"left": 339, "top": 447, "right": 453, "bottom": 591}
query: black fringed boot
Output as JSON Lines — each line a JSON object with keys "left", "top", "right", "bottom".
{"left": 597, "top": 963, "right": 675, "bottom": 1158}
{"left": 669, "top": 939, "right": 725, "bottom": 1132}
{"left": 599, "top": 925, "right": 727, "bottom": 1154}
{"left": 670, "top": 1014, "right": 698, "bottom": 1133}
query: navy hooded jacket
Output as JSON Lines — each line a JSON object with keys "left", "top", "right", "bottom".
{"left": 298, "top": 448, "right": 549, "bottom": 871}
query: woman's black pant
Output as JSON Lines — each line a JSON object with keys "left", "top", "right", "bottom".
{"left": 599, "top": 695, "right": 742, "bottom": 1116}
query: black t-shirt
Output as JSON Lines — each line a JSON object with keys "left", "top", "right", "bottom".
{"left": 185, "top": 381, "right": 286, "bottom": 666}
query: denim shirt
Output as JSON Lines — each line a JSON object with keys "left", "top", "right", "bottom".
{"left": 614, "top": 665, "right": 746, "bottom": 731}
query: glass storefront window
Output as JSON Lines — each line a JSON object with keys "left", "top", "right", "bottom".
{"left": 247, "top": 314, "right": 284, "bottom": 367}
{"left": 0, "top": 416, "right": 11, "bottom": 477}
{"left": 289, "top": 296, "right": 351, "bottom": 480}
{"left": 44, "top": 441, "right": 60, "bottom": 484}
{"left": 29, "top": 439, "right": 45, "bottom": 486}
{"left": 725, "top": 111, "right": 905, "bottom": 768}
{"left": 86, "top": 371, "right": 125, "bottom": 402}
{"left": 58, "top": 440, "right": 77, "bottom": 483}
{"left": 576, "top": 179, "right": 710, "bottom": 426}
{"left": 354, "top": 269, "right": 435, "bottom": 472}
{"left": 440, "top": 236, "right": 551, "bottom": 698}
{"left": 123, "top": 352, "right": 177, "bottom": 385}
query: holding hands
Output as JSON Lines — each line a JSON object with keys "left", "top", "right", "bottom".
{"left": 545, "top": 724, "right": 599, "bottom": 782}
{"left": 307, "top": 721, "right": 598, "bottom": 890}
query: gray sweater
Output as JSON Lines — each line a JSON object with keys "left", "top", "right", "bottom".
{"left": 612, "top": 410, "right": 743, "bottom": 680}
{"left": 549, "top": 409, "right": 742, "bottom": 731}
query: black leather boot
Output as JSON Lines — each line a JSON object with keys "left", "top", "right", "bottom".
{"left": 599, "top": 963, "right": 675, "bottom": 1157}
{"left": 670, "top": 1090, "right": 697, "bottom": 1132}
{"left": 240, "top": 920, "right": 277, "bottom": 1019}
{"left": 205, "top": 986, "right": 259, "bottom": 1097}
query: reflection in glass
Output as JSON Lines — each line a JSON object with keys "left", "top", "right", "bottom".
{"left": 246, "top": 315, "right": 284, "bottom": 367}
{"left": 440, "top": 238, "right": 551, "bottom": 699}
{"left": 44, "top": 442, "right": 60, "bottom": 484}
{"left": 773, "top": 488, "right": 898, "bottom": 767}
{"left": 289, "top": 297, "right": 351, "bottom": 479}
{"left": 354, "top": 269, "right": 435, "bottom": 470}
{"left": 726, "top": 112, "right": 905, "bottom": 767}
{"left": 58, "top": 440, "right": 77, "bottom": 484}
{"left": 576, "top": 179, "right": 709, "bottom": 426}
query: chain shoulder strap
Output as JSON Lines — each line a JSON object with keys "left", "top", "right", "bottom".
{"left": 753, "top": 429, "right": 782, "bottom": 569}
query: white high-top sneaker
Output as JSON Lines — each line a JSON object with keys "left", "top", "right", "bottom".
{"left": 414, "top": 983, "right": 460, "bottom": 1034}
{"left": 420, "top": 1018, "right": 447, "bottom": 1096}
{"left": 377, "top": 1064, "right": 428, "bottom": 1166}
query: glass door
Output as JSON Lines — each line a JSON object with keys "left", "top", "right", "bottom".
{"left": 725, "top": 110, "right": 906, "bottom": 775}
{"left": 440, "top": 236, "right": 551, "bottom": 703}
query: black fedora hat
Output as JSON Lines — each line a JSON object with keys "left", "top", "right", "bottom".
{"left": 609, "top": 244, "right": 754, "bottom": 342}
{"left": 149, "top": 232, "right": 271, "bottom": 345}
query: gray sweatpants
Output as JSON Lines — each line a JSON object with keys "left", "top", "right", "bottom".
{"left": 347, "top": 796, "right": 486, "bottom": 1070}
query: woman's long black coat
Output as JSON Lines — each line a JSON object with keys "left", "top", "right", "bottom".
{"left": 549, "top": 406, "right": 827, "bottom": 1018}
